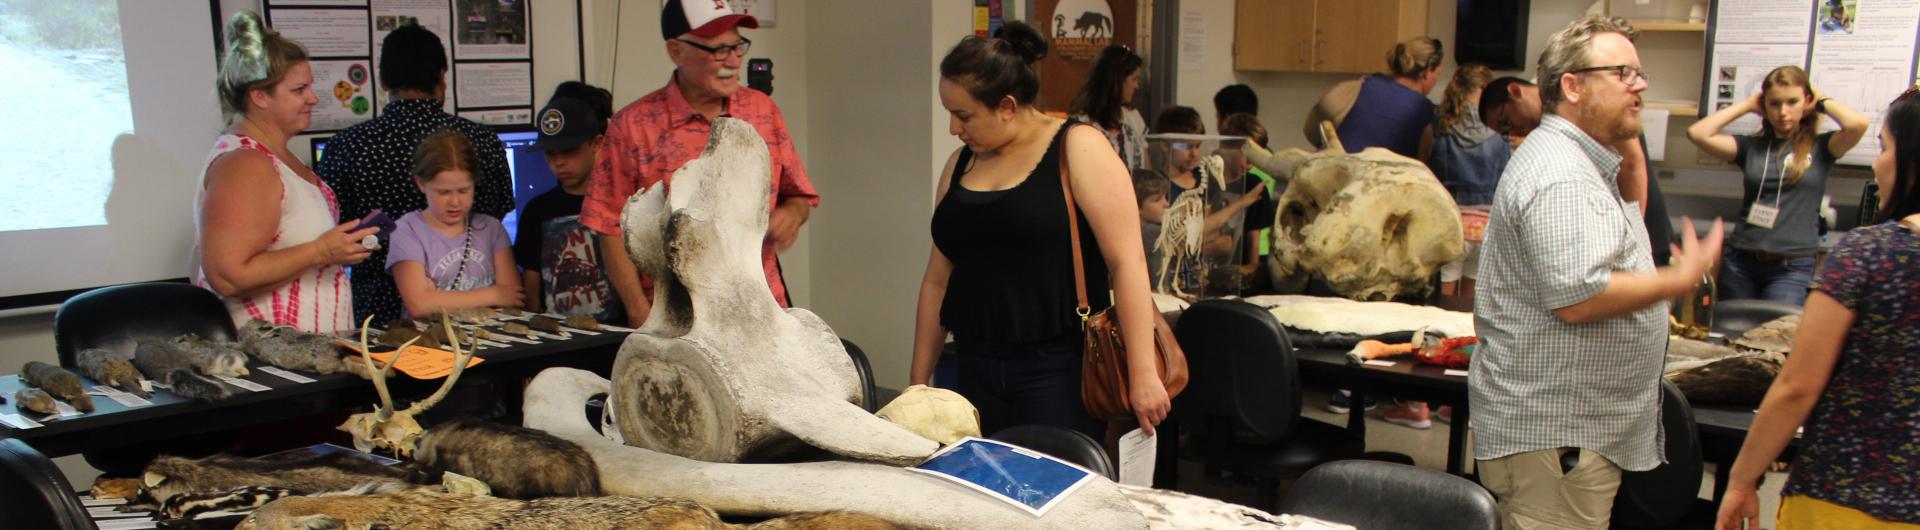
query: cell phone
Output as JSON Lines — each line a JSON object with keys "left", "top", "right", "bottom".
{"left": 747, "top": 58, "right": 773, "bottom": 96}
{"left": 352, "top": 209, "right": 396, "bottom": 237}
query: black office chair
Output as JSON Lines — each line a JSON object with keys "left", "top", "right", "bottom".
{"left": 840, "top": 338, "right": 878, "bottom": 412}
{"left": 1173, "top": 298, "right": 1369, "bottom": 511}
{"left": 1280, "top": 460, "right": 1499, "bottom": 530}
{"left": 1710, "top": 299, "right": 1802, "bottom": 338}
{"left": 1611, "top": 379, "right": 1705, "bottom": 528}
{"left": 52, "top": 282, "right": 241, "bottom": 475}
{"left": 990, "top": 425, "right": 1116, "bottom": 480}
{"left": 0, "top": 438, "right": 94, "bottom": 530}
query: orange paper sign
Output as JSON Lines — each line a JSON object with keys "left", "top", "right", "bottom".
{"left": 367, "top": 345, "right": 482, "bottom": 380}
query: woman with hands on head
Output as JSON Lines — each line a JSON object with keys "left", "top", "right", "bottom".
{"left": 195, "top": 11, "right": 374, "bottom": 333}
{"left": 909, "top": 21, "right": 1168, "bottom": 440}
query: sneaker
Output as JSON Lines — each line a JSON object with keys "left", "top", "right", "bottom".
{"left": 1435, "top": 405, "right": 1453, "bottom": 424}
{"left": 1325, "top": 390, "right": 1380, "bottom": 414}
{"left": 1383, "top": 402, "right": 1432, "bottom": 429}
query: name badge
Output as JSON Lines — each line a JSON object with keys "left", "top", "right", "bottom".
{"left": 1747, "top": 204, "right": 1780, "bottom": 230}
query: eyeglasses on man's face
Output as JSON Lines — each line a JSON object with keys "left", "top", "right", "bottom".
{"left": 1573, "top": 64, "right": 1650, "bottom": 87}
{"left": 677, "top": 37, "right": 752, "bottom": 59}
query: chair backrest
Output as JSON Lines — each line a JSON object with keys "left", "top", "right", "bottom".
{"left": 1171, "top": 299, "right": 1298, "bottom": 443}
{"left": 839, "top": 338, "right": 878, "bottom": 412}
{"left": 989, "top": 424, "right": 1116, "bottom": 480}
{"left": 1709, "top": 299, "right": 1802, "bottom": 338}
{"left": 1280, "top": 460, "right": 1499, "bottom": 530}
{"left": 0, "top": 438, "right": 93, "bottom": 530}
{"left": 1613, "top": 379, "right": 1705, "bottom": 528}
{"left": 53, "top": 282, "right": 237, "bottom": 369}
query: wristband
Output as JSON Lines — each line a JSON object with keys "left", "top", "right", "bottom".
{"left": 1815, "top": 98, "right": 1831, "bottom": 113}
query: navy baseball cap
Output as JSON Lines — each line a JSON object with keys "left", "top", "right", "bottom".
{"left": 529, "top": 97, "right": 601, "bottom": 152}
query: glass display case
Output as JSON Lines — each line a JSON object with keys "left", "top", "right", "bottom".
{"left": 1142, "top": 133, "right": 1257, "bottom": 302}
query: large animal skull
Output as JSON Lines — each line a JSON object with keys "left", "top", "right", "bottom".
{"left": 1253, "top": 123, "right": 1464, "bottom": 301}
{"left": 337, "top": 315, "right": 470, "bottom": 458}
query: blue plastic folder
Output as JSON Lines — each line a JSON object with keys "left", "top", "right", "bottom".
{"left": 909, "top": 437, "right": 1096, "bottom": 517}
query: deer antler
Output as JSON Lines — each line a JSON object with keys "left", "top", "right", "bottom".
{"left": 356, "top": 315, "right": 414, "bottom": 421}
{"left": 401, "top": 313, "right": 473, "bottom": 416}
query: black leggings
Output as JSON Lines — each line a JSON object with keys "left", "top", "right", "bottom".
{"left": 953, "top": 347, "right": 1104, "bottom": 441}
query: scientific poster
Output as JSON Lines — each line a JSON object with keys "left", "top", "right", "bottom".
{"left": 372, "top": 0, "right": 456, "bottom": 114}
{"left": 273, "top": 0, "right": 369, "bottom": 5}
{"left": 1712, "top": 0, "right": 1814, "bottom": 43}
{"left": 457, "top": 108, "right": 534, "bottom": 126}
{"left": 454, "top": 62, "right": 532, "bottom": 109}
{"left": 1810, "top": 0, "right": 1920, "bottom": 166}
{"left": 452, "top": 0, "right": 530, "bottom": 60}
{"left": 1705, "top": 43, "right": 1810, "bottom": 135}
{"left": 307, "top": 60, "right": 378, "bottom": 131}
{"left": 269, "top": 8, "right": 372, "bottom": 57}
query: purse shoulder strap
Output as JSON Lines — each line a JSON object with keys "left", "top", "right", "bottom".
{"left": 1058, "top": 121, "right": 1092, "bottom": 320}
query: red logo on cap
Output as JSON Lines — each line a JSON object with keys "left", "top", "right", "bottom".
{"left": 712, "top": 0, "right": 726, "bottom": 9}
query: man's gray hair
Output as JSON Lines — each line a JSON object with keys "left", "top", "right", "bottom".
{"left": 1537, "top": 16, "right": 1638, "bottom": 113}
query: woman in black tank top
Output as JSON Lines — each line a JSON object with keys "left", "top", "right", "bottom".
{"left": 910, "top": 23, "right": 1167, "bottom": 439}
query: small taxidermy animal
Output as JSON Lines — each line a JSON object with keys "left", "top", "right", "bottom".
{"left": 21, "top": 361, "right": 94, "bottom": 412}
{"left": 240, "top": 319, "right": 346, "bottom": 374}
{"left": 378, "top": 320, "right": 427, "bottom": 349}
{"left": 527, "top": 314, "right": 562, "bottom": 334}
{"left": 91, "top": 477, "right": 142, "bottom": 500}
{"left": 416, "top": 417, "right": 599, "bottom": 499}
{"left": 501, "top": 322, "right": 533, "bottom": 338}
{"left": 133, "top": 339, "right": 233, "bottom": 401}
{"left": 13, "top": 387, "right": 57, "bottom": 415}
{"left": 135, "top": 451, "right": 431, "bottom": 514}
{"left": 156, "top": 485, "right": 296, "bottom": 520}
{"left": 77, "top": 348, "right": 150, "bottom": 398}
{"left": 152, "top": 335, "right": 250, "bottom": 377}
{"left": 563, "top": 314, "right": 600, "bottom": 331}
{"left": 236, "top": 484, "right": 904, "bottom": 530}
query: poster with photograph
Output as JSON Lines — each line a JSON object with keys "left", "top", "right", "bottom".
{"left": 452, "top": 0, "right": 530, "bottom": 60}
{"left": 1811, "top": 0, "right": 1920, "bottom": 166}
{"left": 307, "top": 60, "right": 378, "bottom": 131}
{"left": 372, "top": 0, "right": 456, "bottom": 114}
{"left": 454, "top": 62, "right": 532, "bottom": 109}
{"left": 457, "top": 108, "right": 534, "bottom": 126}
{"left": 268, "top": 8, "right": 372, "bottom": 57}
{"left": 1704, "top": 43, "right": 1809, "bottom": 135}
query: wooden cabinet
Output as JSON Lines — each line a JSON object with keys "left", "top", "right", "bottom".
{"left": 1234, "top": 0, "right": 1429, "bottom": 74}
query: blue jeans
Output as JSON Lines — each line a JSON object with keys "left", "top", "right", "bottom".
{"left": 1717, "top": 247, "right": 1816, "bottom": 306}
{"left": 954, "top": 341, "right": 1104, "bottom": 441}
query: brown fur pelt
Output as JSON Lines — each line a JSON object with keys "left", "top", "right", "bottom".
{"left": 236, "top": 485, "right": 905, "bottom": 530}
{"left": 135, "top": 451, "right": 432, "bottom": 511}
{"left": 416, "top": 417, "right": 600, "bottom": 499}
{"left": 1667, "top": 355, "right": 1782, "bottom": 406}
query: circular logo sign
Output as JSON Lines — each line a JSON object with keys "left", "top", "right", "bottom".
{"left": 1050, "top": 0, "right": 1115, "bottom": 62}
{"left": 539, "top": 108, "right": 566, "bottom": 136}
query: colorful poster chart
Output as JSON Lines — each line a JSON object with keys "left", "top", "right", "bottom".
{"left": 454, "top": 62, "right": 533, "bottom": 109}
{"left": 373, "top": 0, "right": 456, "bottom": 114}
{"left": 1810, "top": 0, "right": 1920, "bottom": 166}
{"left": 268, "top": 9, "right": 372, "bottom": 57}
{"left": 309, "top": 60, "right": 378, "bottom": 131}
{"left": 452, "top": 0, "right": 530, "bottom": 60}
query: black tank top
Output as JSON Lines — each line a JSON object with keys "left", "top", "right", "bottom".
{"left": 931, "top": 121, "right": 1110, "bottom": 345}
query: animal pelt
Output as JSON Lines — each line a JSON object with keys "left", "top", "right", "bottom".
{"left": 77, "top": 348, "right": 149, "bottom": 397}
{"left": 416, "top": 417, "right": 600, "bottom": 499}
{"left": 240, "top": 319, "right": 348, "bottom": 375}
{"left": 1667, "top": 355, "right": 1782, "bottom": 407}
{"left": 21, "top": 361, "right": 94, "bottom": 412}
{"left": 1733, "top": 314, "right": 1800, "bottom": 355}
{"left": 135, "top": 452, "right": 431, "bottom": 512}
{"left": 133, "top": 339, "right": 233, "bottom": 401}
{"left": 235, "top": 485, "right": 905, "bottom": 530}
{"left": 170, "top": 334, "right": 252, "bottom": 377}
{"left": 14, "top": 387, "right": 56, "bottom": 415}
{"left": 157, "top": 485, "right": 297, "bottom": 520}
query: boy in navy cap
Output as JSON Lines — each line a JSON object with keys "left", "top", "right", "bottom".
{"left": 514, "top": 82, "right": 625, "bottom": 323}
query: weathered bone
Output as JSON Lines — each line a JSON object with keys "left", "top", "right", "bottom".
{"left": 527, "top": 368, "right": 1308, "bottom": 529}
{"left": 1248, "top": 122, "right": 1463, "bottom": 301}
{"left": 337, "top": 315, "right": 470, "bottom": 458}
{"left": 611, "top": 118, "right": 937, "bottom": 465}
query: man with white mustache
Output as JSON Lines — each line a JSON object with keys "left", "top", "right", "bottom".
{"left": 582, "top": 0, "right": 818, "bottom": 327}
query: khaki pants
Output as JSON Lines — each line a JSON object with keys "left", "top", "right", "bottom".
{"left": 1478, "top": 448, "right": 1624, "bottom": 530}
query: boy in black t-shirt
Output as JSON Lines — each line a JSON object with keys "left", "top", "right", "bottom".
{"left": 515, "top": 83, "right": 625, "bottom": 323}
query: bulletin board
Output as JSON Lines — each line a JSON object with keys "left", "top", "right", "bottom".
{"left": 1702, "top": 0, "right": 1920, "bottom": 166}
{"left": 259, "top": 0, "right": 540, "bottom": 131}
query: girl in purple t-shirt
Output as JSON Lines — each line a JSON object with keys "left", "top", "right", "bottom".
{"left": 389, "top": 131, "right": 523, "bottom": 317}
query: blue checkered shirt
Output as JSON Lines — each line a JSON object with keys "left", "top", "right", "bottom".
{"left": 1469, "top": 114, "right": 1668, "bottom": 472}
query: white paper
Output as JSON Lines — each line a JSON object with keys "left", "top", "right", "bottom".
{"left": 1705, "top": 44, "right": 1811, "bottom": 134}
{"left": 0, "top": 413, "right": 42, "bottom": 429}
{"left": 1811, "top": 0, "right": 1920, "bottom": 166}
{"left": 1444, "top": 369, "right": 1470, "bottom": 377}
{"left": 1362, "top": 359, "right": 1396, "bottom": 367}
{"left": 258, "top": 366, "right": 317, "bottom": 384}
{"left": 1178, "top": 11, "right": 1205, "bottom": 72}
{"left": 453, "top": 62, "right": 533, "bottom": 109}
{"left": 556, "top": 325, "right": 600, "bottom": 336}
{"left": 455, "top": 108, "right": 535, "bottom": 126}
{"left": 269, "top": 8, "right": 373, "bottom": 57}
{"left": 372, "top": 0, "right": 456, "bottom": 114}
{"left": 452, "top": 0, "right": 531, "bottom": 60}
{"left": 80, "top": 497, "right": 127, "bottom": 506}
{"left": 88, "top": 506, "right": 146, "bottom": 518}
{"left": 92, "top": 385, "right": 152, "bottom": 408}
{"left": 53, "top": 401, "right": 82, "bottom": 417}
{"left": 96, "top": 519, "right": 158, "bottom": 530}
{"left": 1117, "top": 427, "right": 1157, "bottom": 487}
{"left": 307, "top": 59, "right": 378, "bottom": 131}
{"left": 599, "top": 323, "right": 636, "bottom": 333}
{"left": 1713, "top": 0, "right": 1815, "bottom": 43}
{"left": 216, "top": 375, "right": 272, "bottom": 393}
{"left": 1639, "top": 108, "right": 1670, "bottom": 161}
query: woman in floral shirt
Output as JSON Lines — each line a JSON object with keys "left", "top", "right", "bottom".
{"left": 1718, "top": 88, "right": 1920, "bottom": 529}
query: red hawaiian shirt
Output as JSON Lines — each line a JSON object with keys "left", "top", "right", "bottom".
{"left": 582, "top": 75, "right": 818, "bottom": 307}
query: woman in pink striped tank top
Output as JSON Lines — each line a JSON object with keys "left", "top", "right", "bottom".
{"left": 191, "top": 11, "right": 378, "bottom": 334}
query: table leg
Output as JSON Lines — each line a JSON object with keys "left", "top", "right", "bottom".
{"left": 1447, "top": 402, "right": 1469, "bottom": 475}
{"left": 1347, "top": 389, "right": 1368, "bottom": 437}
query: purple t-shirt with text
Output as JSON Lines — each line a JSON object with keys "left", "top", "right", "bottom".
{"left": 387, "top": 212, "right": 511, "bottom": 292}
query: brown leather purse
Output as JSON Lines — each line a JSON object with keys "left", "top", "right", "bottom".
{"left": 1059, "top": 129, "right": 1189, "bottom": 421}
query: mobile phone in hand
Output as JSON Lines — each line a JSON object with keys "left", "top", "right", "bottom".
{"left": 352, "top": 209, "right": 396, "bottom": 237}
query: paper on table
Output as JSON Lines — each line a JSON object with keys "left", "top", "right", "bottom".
{"left": 257, "top": 366, "right": 316, "bottom": 384}
{"left": 1117, "top": 428, "right": 1157, "bottom": 487}
{"left": 1363, "top": 360, "right": 1396, "bottom": 367}
{"left": 1444, "top": 369, "right": 1469, "bottom": 377}
{"left": 369, "top": 345, "right": 485, "bottom": 380}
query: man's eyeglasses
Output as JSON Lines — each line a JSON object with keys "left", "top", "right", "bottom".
{"left": 1572, "top": 64, "right": 1650, "bottom": 86}
{"left": 677, "top": 37, "right": 752, "bottom": 59}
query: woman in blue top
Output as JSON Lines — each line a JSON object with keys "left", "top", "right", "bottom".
{"left": 1303, "top": 37, "right": 1443, "bottom": 159}
{"left": 1687, "top": 66, "right": 1869, "bottom": 305}
{"left": 1716, "top": 87, "right": 1920, "bottom": 530}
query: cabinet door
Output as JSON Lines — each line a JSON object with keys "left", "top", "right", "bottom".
{"left": 1234, "top": 0, "right": 1314, "bottom": 71}
{"left": 1313, "top": 0, "right": 1407, "bottom": 73}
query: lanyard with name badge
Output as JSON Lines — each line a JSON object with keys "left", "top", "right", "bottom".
{"left": 1747, "top": 140, "right": 1789, "bottom": 230}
